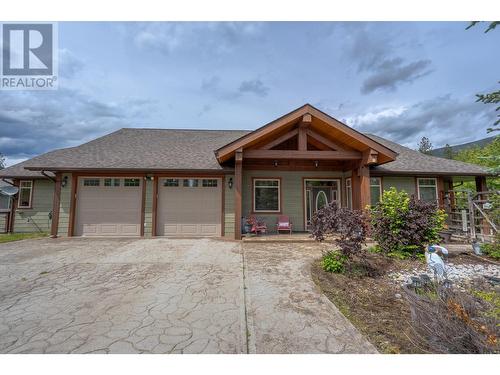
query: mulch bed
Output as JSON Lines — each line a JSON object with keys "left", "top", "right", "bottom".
{"left": 310, "top": 251, "right": 497, "bottom": 354}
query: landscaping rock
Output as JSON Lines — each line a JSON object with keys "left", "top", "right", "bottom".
{"left": 388, "top": 262, "right": 500, "bottom": 287}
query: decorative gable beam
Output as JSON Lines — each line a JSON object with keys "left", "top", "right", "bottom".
{"left": 298, "top": 123, "right": 308, "bottom": 151}
{"left": 302, "top": 113, "right": 312, "bottom": 123}
{"left": 298, "top": 113, "right": 312, "bottom": 151}
{"left": 363, "top": 149, "right": 378, "bottom": 165}
{"left": 243, "top": 150, "right": 361, "bottom": 160}
{"left": 305, "top": 129, "right": 349, "bottom": 152}
{"left": 261, "top": 128, "right": 299, "bottom": 150}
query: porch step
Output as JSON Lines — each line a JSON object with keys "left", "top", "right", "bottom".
{"left": 241, "top": 233, "right": 317, "bottom": 243}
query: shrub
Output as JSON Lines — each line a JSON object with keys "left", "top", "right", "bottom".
{"left": 310, "top": 203, "right": 368, "bottom": 260}
{"left": 481, "top": 241, "right": 500, "bottom": 260}
{"left": 370, "top": 188, "right": 447, "bottom": 257}
{"left": 321, "top": 251, "right": 347, "bottom": 273}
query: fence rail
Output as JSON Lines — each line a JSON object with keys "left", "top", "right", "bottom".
{"left": 443, "top": 190, "right": 499, "bottom": 242}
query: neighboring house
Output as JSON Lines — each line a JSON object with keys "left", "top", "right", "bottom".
{"left": 0, "top": 104, "right": 489, "bottom": 240}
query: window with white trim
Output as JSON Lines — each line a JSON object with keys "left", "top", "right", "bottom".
{"left": 104, "top": 178, "right": 120, "bottom": 187}
{"left": 202, "top": 179, "right": 218, "bottom": 187}
{"left": 163, "top": 179, "right": 179, "bottom": 187}
{"left": 253, "top": 179, "right": 280, "bottom": 212}
{"left": 18, "top": 180, "right": 33, "bottom": 208}
{"left": 124, "top": 178, "right": 140, "bottom": 187}
{"left": 370, "top": 177, "right": 382, "bottom": 206}
{"left": 183, "top": 179, "right": 198, "bottom": 187}
{"left": 345, "top": 178, "right": 352, "bottom": 210}
{"left": 417, "top": 178, "right": 438, "bottom": 202}
{"left": 83, "top": 178, "right": 100, "bottom": 187}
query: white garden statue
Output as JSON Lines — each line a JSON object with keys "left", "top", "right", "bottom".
{"left": 425, "top": 245, "right": 449, "bottom": 281}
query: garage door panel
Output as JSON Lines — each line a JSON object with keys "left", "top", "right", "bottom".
{"left": 75, "top": 177, "right": 142, "bottom": 237}
{"left": 157, "top": 178, "right": 222, "bottom": 237}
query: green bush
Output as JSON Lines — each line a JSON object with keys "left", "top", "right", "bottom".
{"left": 321, "top": 251, "right": 347, "bottom": 273}
{"left": 370, "top": 187, "right": 447, "bottom": 257}
{"left": 481, "top": 241, "right": 500, "bottom": 260}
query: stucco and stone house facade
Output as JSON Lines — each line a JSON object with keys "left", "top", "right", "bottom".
{"left": 0, "top": 104, "right": 489, "bottom": 239}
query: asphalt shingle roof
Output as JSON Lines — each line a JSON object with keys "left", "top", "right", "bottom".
{"left": 367, "top": 134, "right": 488, "bottom": 176}
{"left": 0, "top": 128, "right": 489, "bottom": 177}
{"left": 22, "top": 128, "right": 251, "bottom": 171}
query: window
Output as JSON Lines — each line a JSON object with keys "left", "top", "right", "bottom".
{"left": 370, "top": 177, "right": 382, "bottom": 206}
{"left": 163, "top": 179, "right": 179, "bottom": 187}
{"left": 18, "top": 180, "right": 33, "bottom": 208}
{"left": 0, "top": 193, "right": 11, "bottom": 211}
{"left": 202, "top": 179, "right": 218, "bottom": 187}
{"left": 83, "top": 178, "right": 100, "bottom": 187}
{"left": 417, "top": 178, "right": 438, "bottom": 202}
{"left": 253, "top": 179, "right": 280, "bottom": 212}
{"left": 345, "top": 178, "right": 352, "bottom": 210}
{"left": 104, "top": 178, "right": 120, "bottom": 187}
{"left": 124, "top": 178, "right": 140, "bottom": 187}
{"left": 183, "top": 179, "right": 199, "bottom": 187}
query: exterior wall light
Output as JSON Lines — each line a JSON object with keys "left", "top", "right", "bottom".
{"left": 273, "top": 160, "right": 278, "bottom": 167}
{"left": 61, "top": 175, "right": 68, "bottom": 188}
{"left": 228, "top": 177, "right": 233, "bottom": 189}
{"left": 314, "top": 160, "right": 319, "bottom": 168}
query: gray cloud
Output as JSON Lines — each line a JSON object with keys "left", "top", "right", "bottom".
{"left": 0, "top": 89, "right": 156, "bottom": 162}
{"left": 201, "top": 76, "right": 221, "bottom": 92}
{"left": 339, "top": 23, "right": 433, "bottom": 94}
{"left": 347, "top": 94, "right": 495, "bottom": 147}
{"left": 133, "top": 22, "right": 264, "bottom": 56}
{"left": 361, "top": 58, "right": 432, "bottom": 94}
{"left": 238, "top": 79, "right": 269, "bottom": 97}
{"left": 58, "top": 49, "right": 85, "bottom": 79}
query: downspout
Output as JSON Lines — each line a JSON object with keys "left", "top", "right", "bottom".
{"left": 1, "top": 178, "right": 15, "bottom": 186}
{"left": 41, "top": 170, "right": 56, "bottom": 182}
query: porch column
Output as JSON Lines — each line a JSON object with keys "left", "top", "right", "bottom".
{"left": 234, "top": 148, "right": 243, "bottom": 240}
{"left": 50, "top": 173, "right": 62, "bottom": 238}
{"left": 359, "top": 164, "right": 371, "bottom": 210}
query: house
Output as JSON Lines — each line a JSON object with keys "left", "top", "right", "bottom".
{"left": 0, "top": 104, "right": 489, "bottom": 240}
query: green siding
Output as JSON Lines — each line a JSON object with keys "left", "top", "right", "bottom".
{"left": 57, "top": 173, "right": 72, "bottom": 236}
{"left": 382, "top": 176, "right": 416, "bottom": 196}
{"left": 14, "top": 179, "right": 54, "bottom": 233}
{"left": 242, "top": 170, "right": 344, "bottom": 232}
{"left": 224, "top": 175, "right": 235, "bottom": 237}
{"left": 0, "top": 213, "right": 7, "bottom": 233}
{"left": 144, "top": 178, "right": 153, "bottom": 236}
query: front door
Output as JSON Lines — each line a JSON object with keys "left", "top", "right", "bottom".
{"left": 305, "top": 179, "right": 340, "bottom": 230}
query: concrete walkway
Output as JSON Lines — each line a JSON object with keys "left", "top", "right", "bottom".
{"left": 0, "top": 237, "right": 375, "bottom": 353}
{"left": 243, "top": 242, "right": 377, "bottom": 353}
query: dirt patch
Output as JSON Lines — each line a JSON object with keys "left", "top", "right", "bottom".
{"left": 311, "top": 251, "right": 498, "bottom": 354}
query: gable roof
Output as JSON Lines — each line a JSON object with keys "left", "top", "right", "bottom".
{"left": 19, "top": 128, "right": 250, "bottom": 172}
{"left": 0, "top": 105, "right": 489, "bottom": 177}
{"left": 215, "top": 104, "right": 398, "bottom": 164}
{"left": 0, "top": 159, "right": 53, "bottom": 179}
{"left": 368, "top": 134, "right": 489, "bottom": 176}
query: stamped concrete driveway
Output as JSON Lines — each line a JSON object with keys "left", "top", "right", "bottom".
{"left": 0, "top": 237, "right": 375, "bottom": 354}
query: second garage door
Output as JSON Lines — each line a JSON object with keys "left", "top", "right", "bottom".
{"left": 157, "top": 178, "right": 222, "bottom": 237}
{"left": 75, "top": 177, "right": 143, "bottom": 236}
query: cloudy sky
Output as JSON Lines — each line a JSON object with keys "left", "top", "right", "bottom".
{"left": 1, "top": 22, "right": 499, "bottom": 166}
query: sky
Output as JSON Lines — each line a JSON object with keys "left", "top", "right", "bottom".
{"left": 1, "top": 22, "right": 499, "bottom": 167}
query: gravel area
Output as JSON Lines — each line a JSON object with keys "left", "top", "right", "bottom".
{"left": 388, "top": 261, "right": 500, "bottom": 287}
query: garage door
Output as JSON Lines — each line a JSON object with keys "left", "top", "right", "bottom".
{"left": 75, "top": 177, "right": 142, "bottom": 236}
{"left": 157, "top": 178, "right": 222, "bottom": 237}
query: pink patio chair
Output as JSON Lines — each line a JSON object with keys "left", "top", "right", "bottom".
{"left": 276, "top": 215, "right": 292, "bottom": 235}
{"left": 248, "top": 215, "right": 267, "bottom": 235}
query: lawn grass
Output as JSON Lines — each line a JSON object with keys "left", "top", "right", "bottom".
{"left": 0, "top": 232, "right": 48, "bottom": 243}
